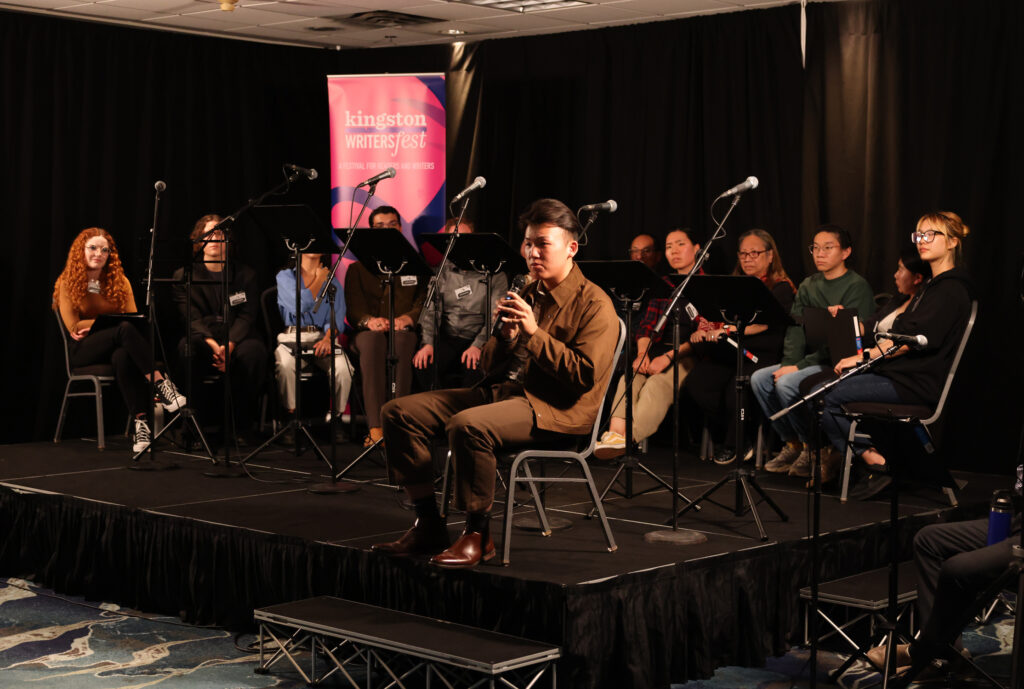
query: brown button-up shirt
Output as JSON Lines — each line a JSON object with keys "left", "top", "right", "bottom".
{"left": 482, "top": 263, "right": 619, "bottom": 435}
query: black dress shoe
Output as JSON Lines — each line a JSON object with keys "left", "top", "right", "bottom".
{"left": 850, "top": 468, "right": 892, "bottom": 501}
{"left": 371, "top": 519, "right": 450, "bottom": 557}
{"left": 430, "top": 530, "right": 495, "bottom": 568}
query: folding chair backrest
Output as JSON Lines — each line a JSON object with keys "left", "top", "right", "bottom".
{"left": 923, "top": 300, "right": 977, "bottom": 426}
{"left": 54, "top": 308, "right": 74, "bottom": 378}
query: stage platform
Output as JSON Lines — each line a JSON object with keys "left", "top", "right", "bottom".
{"left": 0, "top": 435, "right": 1000, "bottom": 689}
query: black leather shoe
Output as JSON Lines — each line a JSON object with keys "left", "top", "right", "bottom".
{"left": 850, "top": 470, "right": 892, "bottom": 501}
{"left": 430, "top": 530, "right": 496, "bottom": 568}
{"left": 371, "top": 519, "right": 450, "bottom": 557}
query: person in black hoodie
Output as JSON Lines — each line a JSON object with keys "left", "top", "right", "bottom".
{"left": 818, "top": 211, "right": 973, "bottom": 497}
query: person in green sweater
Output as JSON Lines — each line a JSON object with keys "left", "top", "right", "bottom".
{"left": 751, "top": 224, "right": 876, "bottom": 480}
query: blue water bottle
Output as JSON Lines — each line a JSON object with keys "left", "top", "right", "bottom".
{"left": 987, "top": 489, "right": 1013, "bottom": 545}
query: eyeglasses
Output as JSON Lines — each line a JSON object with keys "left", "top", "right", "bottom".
{"left": 738, "top": 249, "right": 768, "bottom": 260}
{"left": 85, "top": 244, "right": 110, "bottom": 254}
{"left": 808, "top": 243, "right": 840, "bottom": 255}
{"left": 629, "top": 247, "right": 655, "bottom": 256}
{"left": 911, "top": 229, "right": 945, "bottom": 244}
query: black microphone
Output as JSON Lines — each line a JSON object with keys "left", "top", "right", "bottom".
{"left": 451, "top": 176, "right": 486, "bottom": 204}
{"left": 878, "top": 330, "right": 929, "bottom": 348}
{"left": 285, "top": 164, "right": 318, "bottom": 181}
{"left": 154, "top": 180, "right": 166, "bottom": 192}
{"left": 715, "top": 176, "right": 759, "bottom": 199}
{"left": 579, "top": 200, "right": 618, "bottom": 214}
{"left": 356, "top": 167, "right": 396, "bottom": 187}
{"left": 492, "top": 274, "right": 529, "bottom": 337}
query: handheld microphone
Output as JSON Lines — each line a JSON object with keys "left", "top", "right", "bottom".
{"left": 356, "top": 167, "right": 396, "bottom": 187}
{"left": 154, "top": 180, "right": 166, "bottom": 192}
{"left": 492, "top": 274, "right": 529, "bottom": 337}
{"left": 285, "top": 164, "right": 318, "bottom": 181}
{"left": 579, "top": 200, "right": 618, "bottom": 214}
{"left": 715, "top": 176, "right": 759, "bottom": 199}
{"left": 451, "top": 176, "right": 486, "bottom": 204}
{"left": 878, "top": 330, "right": 928, "bottom": 348}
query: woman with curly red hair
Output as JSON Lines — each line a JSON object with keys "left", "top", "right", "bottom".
{"left": 53, "top": 227, "right": 185, "bottom": 452}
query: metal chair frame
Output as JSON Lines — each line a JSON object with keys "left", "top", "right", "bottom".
{"left": 53, "top": 309, "right": 125, "bottom": 449}
{"left": 839, "top": 300, "right": 978, "bottom": 503}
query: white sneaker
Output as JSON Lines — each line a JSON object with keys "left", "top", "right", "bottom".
{"left": 132, "top": 417, "right": 152, "bottom": 454}
{"left": 594, "top": 430, "right": 627, "bottom": 460}
{"left": 763, "top": 443, "right": 802, "bottom": 473}
{"left": 155, "top": 378, "right": 186, "bottom": 413}
{"left": 787, "top": 447, "right": 812, "bottom": 477}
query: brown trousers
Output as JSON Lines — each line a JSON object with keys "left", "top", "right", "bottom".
{"left": 381, "top": 383, "right": 566, "bottom": 513}
{"left": 352, "top": 330, "right": 417, "bottom": 427}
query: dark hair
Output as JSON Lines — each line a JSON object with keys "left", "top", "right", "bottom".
{"left": 815, "top": 223, "right": 852, "bottom": 251}
{"left": 517, "top": 198, "right": 583, "bottom": 240}
{"left": 190, "top": 213, "right": 223, "bottom": 255}
{"left": 899, "top": 245, "right": 932, "bottom": 280}
{"left": 668, "top": 226, "right": 701, "bottom": 246}
{"left": 444, "top": 217, "right": 475, "bottom": 233}
{"left": 369, "top": 205, "right": 401, "bottom": 228}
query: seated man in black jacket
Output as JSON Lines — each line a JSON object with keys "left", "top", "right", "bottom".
{"left": 173, "top": 213, "right": 267, "bottom": 443}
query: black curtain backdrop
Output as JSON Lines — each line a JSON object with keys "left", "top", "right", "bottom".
{"left": 3, "top": 0, "right": 1021, "bottom": 471}
{"left": 803, "top": 0, "right": 1024, "bottom": 474}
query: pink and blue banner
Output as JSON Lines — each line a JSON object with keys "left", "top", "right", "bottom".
{"left": 327, "top": 73, "right": 446, "bottom": 251}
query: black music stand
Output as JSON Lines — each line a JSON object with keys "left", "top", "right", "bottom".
{"left": 577, "top": 260, "right": 697, "bottom": 511}
{"left": 334, "top": 227, "right": 431, "bottom": 482}
{"left": 239, "top": 205, "right": 358, "bottom": 492}
{"left": 672, "top": 275, "right": 793, "bottom": 541}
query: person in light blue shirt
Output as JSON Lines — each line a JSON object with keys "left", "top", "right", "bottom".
{"left": 275, "top": 253, "right": 353, "bottom": 429}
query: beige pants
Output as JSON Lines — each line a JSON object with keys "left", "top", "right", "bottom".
{"left": 609, "top": 356, "right": 693, "bottom": 442}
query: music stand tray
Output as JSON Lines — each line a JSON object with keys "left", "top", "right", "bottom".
{"left": 419, "top": 233, "right": 527, "bottom": 276}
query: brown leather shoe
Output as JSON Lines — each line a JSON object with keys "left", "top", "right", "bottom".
{"left": 430, "top": 530, "right": 496, "bottom": 568}
{"left": 371, "top": 519, "right": 450, "bottom": 558}
{"left": 363, "top": 426, "right": 383, "bottom": 448}
{"left": 866, "top": 642, "right": 912, "bottom": 670}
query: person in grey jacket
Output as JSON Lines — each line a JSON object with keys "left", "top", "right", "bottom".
{"left": 414, "top": 219, "right": 509, "bottom": 389}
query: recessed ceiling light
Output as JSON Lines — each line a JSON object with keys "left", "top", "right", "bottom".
{"left": 441, "top": 28, "right": 467, "bottom": 35}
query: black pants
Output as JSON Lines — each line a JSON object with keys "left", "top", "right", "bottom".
{"left": 69, "top": 321, "right": 156, "bottom": 416}
{"left": 177, "top": 334, "right": 267, "bottom": 430}
{"left": 913, "top": 518, "right": 1016, "bottom": 650}
{"left": 415, "top": 334, "right": 484, "bottom": 391}
{"left": 686, "top": 358, "right": 762, "bottom": 450}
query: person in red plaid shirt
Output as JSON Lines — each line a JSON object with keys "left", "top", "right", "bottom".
{"left": 595, "top": 227, "right": 719, "bottom": 459}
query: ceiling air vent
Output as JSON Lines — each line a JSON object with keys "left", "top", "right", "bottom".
{"left": 332, "top": 11, "right": 438, "bottom": 30}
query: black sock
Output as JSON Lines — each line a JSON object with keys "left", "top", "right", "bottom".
{"left": 466, "top": 511, "right": 490, "bottom": 535}
{"left": 413, "top": 496, "right": 441, "bottom": 524}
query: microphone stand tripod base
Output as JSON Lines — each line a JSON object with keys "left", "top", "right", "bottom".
{"left": 204, "top": 463, "right": 245, "bottom": 478}
{"left": 643, "top": 529, "right": 708, "bottom": 546}
{"left": 127, "top": 454, "right": 180, "bottom": 471}
{"left": 513, "top": 514, "right": 573, "bottom": 532}
{"left": 308, "top": 481, "right": 361, "bottom": 495}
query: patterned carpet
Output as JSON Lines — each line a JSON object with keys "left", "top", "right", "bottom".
{"left": 1, "top": 577, "right": 1013, "bottom": 688}
{"left": 0, "top": 578, "right": 322, "bottom": 688}
{"left": 673, "top": 609, "right": 1014, "bottom": 689}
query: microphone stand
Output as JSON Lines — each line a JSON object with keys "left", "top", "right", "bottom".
{"left": 310, "top": 180, "right": 390, "bottom": 485}
{"left": 645, "top": 193, "right": 740, "bottom": 541}
{"left": 203, "top": 167, "right": 312, "bottom": 478}
{"left": 770, "top": 341, "right": 902, "bottom": 689}
{"left": 129, "top": 182, "right": 182, "bottom": 469}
